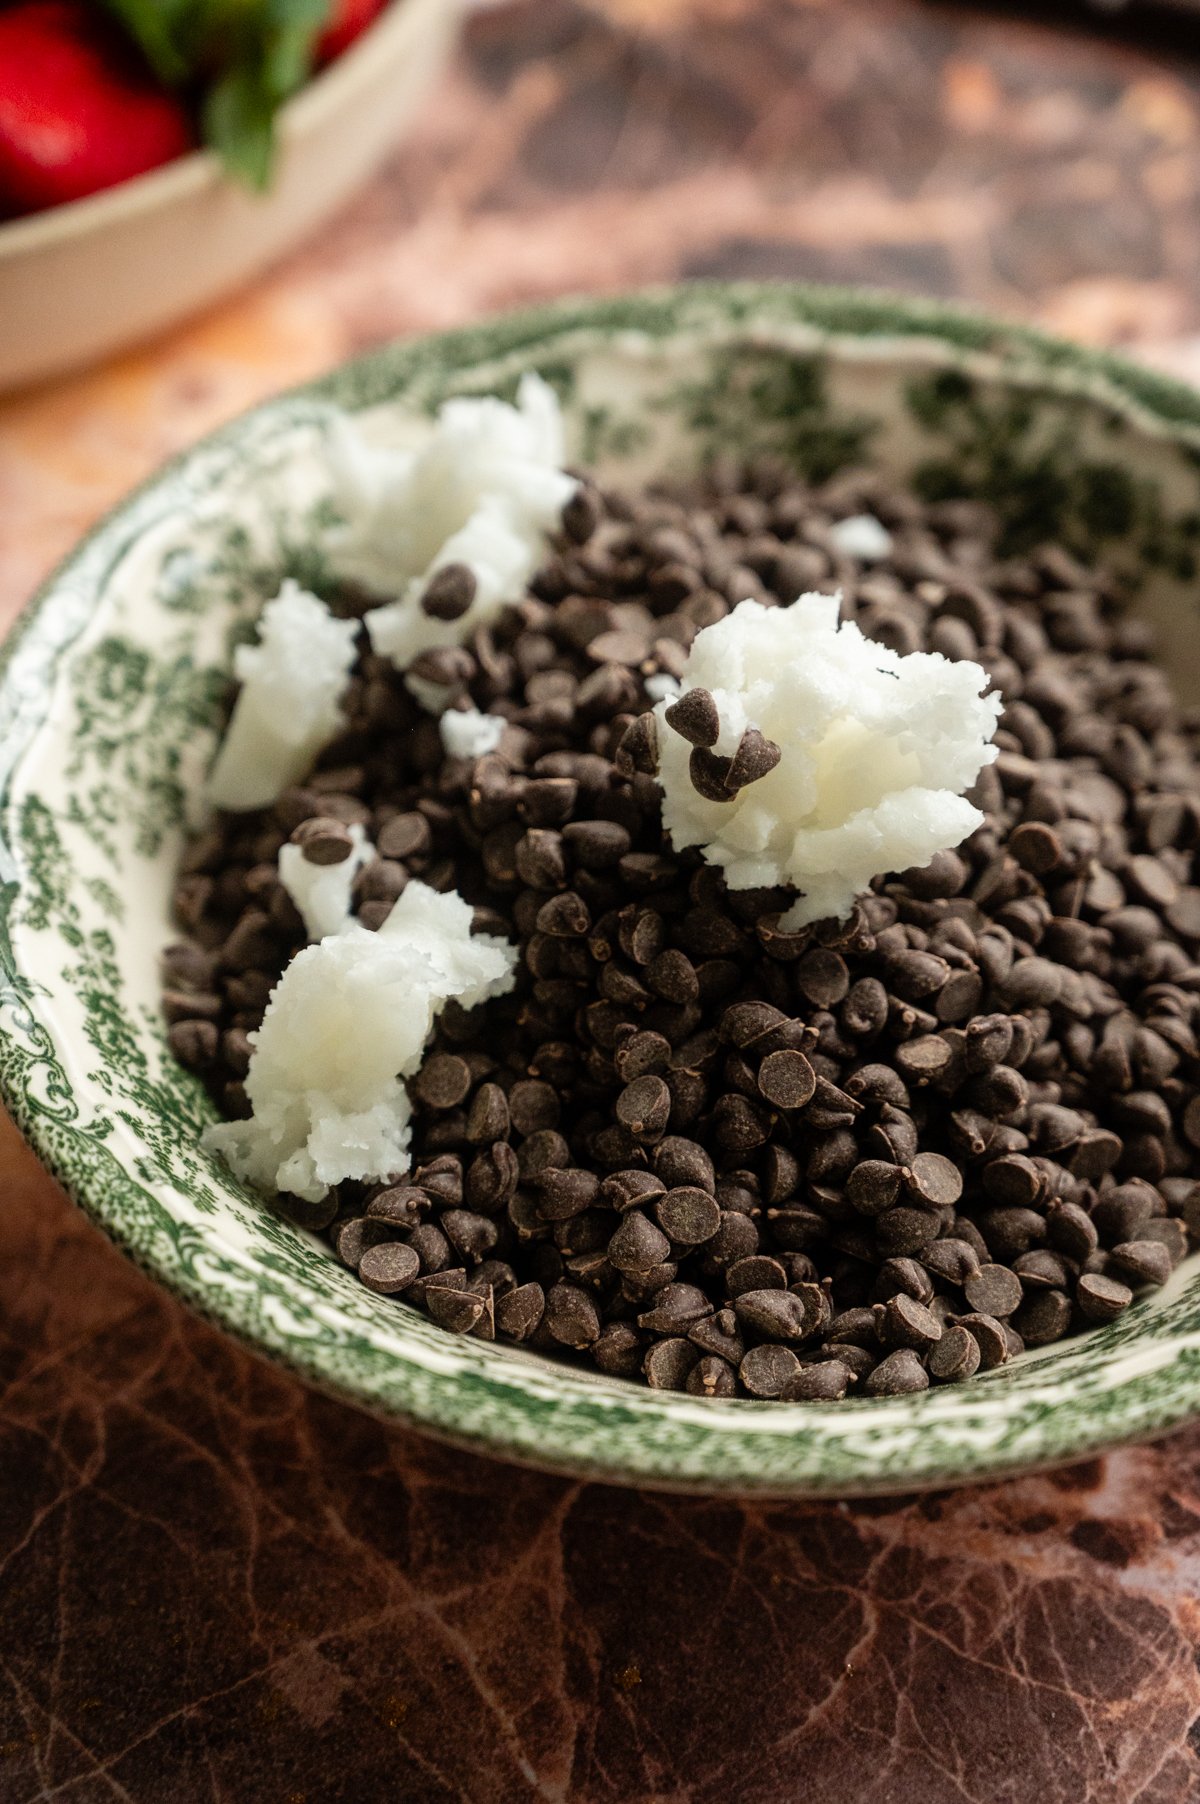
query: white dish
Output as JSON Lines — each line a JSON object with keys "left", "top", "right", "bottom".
{"left": 0, "top": 0, "right": 461, "bottom": 391}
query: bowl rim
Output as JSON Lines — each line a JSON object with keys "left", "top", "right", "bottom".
{"left": 0, "top": 0, "right": 436, "bottom": 258}
{"left": 7, "top": 279, "right": 1200, "bottom": 1497}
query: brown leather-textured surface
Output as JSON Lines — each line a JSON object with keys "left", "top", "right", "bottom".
{"left": 4, "top": 4, "right": 1200, "bottom": 1798}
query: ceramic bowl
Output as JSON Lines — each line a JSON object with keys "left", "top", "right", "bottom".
{"left": 0, "top": 0, "right": 460, "bottom": 392}
{"left": 5, "top": 283, "right": 1200, "bottom": 1496}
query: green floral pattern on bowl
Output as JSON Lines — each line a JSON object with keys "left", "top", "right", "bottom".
{"left": 5, "top": 283, "right": 1200, "bottom": 1497}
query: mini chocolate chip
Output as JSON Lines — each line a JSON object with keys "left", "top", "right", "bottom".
{"left": 927, "top": 1325, "right": 981, "bottom": 1383}
{"left": 291, "top": 815, "right": 355, "bottom": 865}
{"left": 544, "top": 1282, "right": 601, "bottom": 1348}
{"left": 1013, "top": 1289, "right": 1072, "bottom": 1346}
{"left": 734, "top": 1286, "right": 825, "bottom": 1343}
{"left": 591, "top": 1321, "right": 645, "bottom": 1376}
{"left": 358, "top": 1241, "right": 420, "bottom": 1293}
{"left": 1013, "top": 1250, "right": 1073, "bottom": 1291}
{"left": 781, "top": 1359, "right": 856, "bottom": 1401}
{"left": 1009, "top": 821, "right": 1063, "bottom": 876}
{"left": 1077, "top": 1272, "right": 1134, "bottom": 1322}
{"left": 466, "top": 1083, "right": 510, "bottom": 1145}
{"left": 863, "top": 1349, "right": 929, "bottom": 1395}
{"left": 508, "top": 1079, "right": 561, "bottom": 1135}
{"left": 687, "top": 1354, "right": 738, "bottom": 1397}
{"left": 615, "top": 712, "right": 659, "bottom": 776}
{"left": 637, "top": 1283, "right": 713, "bottom": 1334}
{"left": 846, "top": 1160, "right": 903, "bottom": 1216}
{"left": 414, "top": 1053, "right": 472, "bottom": 1110}
{"left": 536, "top": 891, "right": 592, "bottom": 937}
{"left": 879, "top": 1294, "right": 943, "bottom": 1351}
{"left": 616, "top": 1074, "right": 672, "bottom": 1141}
{"left": 644, "top": 1337, "right": 700, "bottom": 1391}
{"left": 920, "top": 1239, "right": 980, "bottom": 1286}
{"left": 609, "top": 1211, "right": 672, "bottom": 1274}
{"left": 366, "top": 1186, "right": 425, "bottom": 1229}
{"left": 495, "top": 1282, "right": 545, "bottom": 1341}
{"left": 963, "top": 1264, "right": 1023, "bottom": 1318}
{"left": 689, "top": 1311, "right": 745, "bottom": 1364}
{"left": 757, "top": 1048, "right": 817, "bottom": 1110}
{"left": 665, "top": 686, "right": 721, "bottom": 748}
{"left": 656, "top": 1187, "right": 721, "bottom": 1245}
{"left": 421, "top": 562, "right": 477, "bottom": 620}
{"left": 689, "top": 746, "right": 735, "bottom": 801}
{"left": 1109, "top": 1240, "right": 1173, "bottom": 1288}
{"left": 378, "top": 812, "right": 432, "bottom": 860}
{"left": 904, "top": 1152, "right": 963, "bottom": 1208}
{"left": 425, "top": 1286, "right": 486, "bottom": 1336}
{"left": 740, "top": 1343, "right": 802, "bottom": 1397}
{"left": 726, "top": 727, "right": 782, "bottom": 791}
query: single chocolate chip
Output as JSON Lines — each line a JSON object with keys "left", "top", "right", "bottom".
{"left": 920, "top": 1239, "right": 980, "bottom": 1286}
{"left": 616, "top": 1074, "right": 672, "bottom": 1141}
{"left": 508, "top": 1080, "right": 560, "bottom": 1135}
{"left": 954, "top": 1312, "right": 1010, "bottom": 1368}
{"left": 1077, "top": 1272, "right": 1134, "bottom": 1322}
{"left": 420, "top": 562, "right": 477, "bottom": 620}
{"left": 656, "top": 1186, "right": 721, "bottom": 1245}
{"left": 591, "top": 1321, "right": 645, "bottom": 1376}
{"left": 879, "top": 1294, "right": 943, "bottom": 1351}
{"left": 689, "top": 746, "right": 735, "bottom": 801}
{"left": 740, "top": 1343, "right": 802, "bottom": 1397}
{"left": 734, "top": 1286, "right": 825, "bottom": 1343}
{"left": 366, "top": 1186, "right": 425, "bottom": 1229}
{"left": 544, "top": 1282, "right": 601, "bottom": 1348}
{"left": 846, "top": 1160, "right": 903, "bottom": 1215}
{"left": 637, "top": 1283, "right": 713, "bottom": 1334}
{"left": 863, "top": 1349, "right": 929, "bottom": 1395}
{"left": 644, "top": 1337, "right": 700, "bottom": 1391}
{"left": 1013, "top": 1250, "right": 1073, "bottom": 1291}
{"left": 963, "top": 1264, "right": 1023, "bottom": 1318}
{"left": 378, "top": 812, "right": 432, "bottom": 860}
{"left": 687, "top": 1354, "right": 737, "bottom": 1397}
{"left": 414, "top": 1053, "right": 472, "bottom": 1110}
{"left": 425, "top": 1286, "right": 486, "bottom": 1336}
{"left": 615, "top": 712, "right": 659, "bottom": 776}
{"left": 905, "top": 1152, "right": 963, "bottom": 1208}
{"left": 726, "top": 727, "right": 782, "bottom": 792}
{"left": 665, "top": 686, "right": 721, "bottom": 747}
{"left": 537, "top": 891, "right": 591, "bottom": 937}
{"left": 757, "top": 1048, "right": 817, "bottom": 1110}
{"left": 609, "top": 1211, "right": 672, "bottom": 1274}
{"left": 291, "top": 815, "right": 355, "bottom": 865}
{"left": 927, "top": 1325, "right": 981, "bottom": 1383}
{"left": 774, "top": 1356, "right": 853, "bottom": 1401}
{"left": 1109, "top": 1240, "right": 1173, "bottom": 1288}
{"left": 1013, "top": 1288, "right": 1072, "bottom": 1346}
{"left": 495, "top": 1283, "right": 545, "bottom": 1341}
{"left": 358, "top": 1241, "right": 420, "bottom": 1294}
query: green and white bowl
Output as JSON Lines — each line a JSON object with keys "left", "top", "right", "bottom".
{"left": 6, "top": 283, "right": 1200, "bottom": 1496}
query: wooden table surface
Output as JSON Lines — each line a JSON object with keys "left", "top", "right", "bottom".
{"left": 5, "top": 3, "right": 1200, "bottom": 1799}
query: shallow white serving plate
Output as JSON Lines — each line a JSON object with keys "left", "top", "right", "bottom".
{"left": 0, "top": 0, "right": 460, "bottom": 392}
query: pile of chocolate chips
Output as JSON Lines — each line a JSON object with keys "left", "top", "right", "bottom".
{"left": 164, "top": 457, "right": 1200, "bottom": 1400}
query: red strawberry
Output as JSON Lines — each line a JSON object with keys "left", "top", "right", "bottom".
{"left": 0, "top": 1, "right": 192, "bottom": 215}
{"left": 314, "top": 0, "right": 388, "bottom": 66}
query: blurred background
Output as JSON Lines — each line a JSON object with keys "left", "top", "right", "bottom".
{"left": 5, "top": 0, "right": 1200, "bottom": 611}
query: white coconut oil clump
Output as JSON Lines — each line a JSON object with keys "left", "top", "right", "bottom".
{"left": 653, "top": 593, "right": 1002, "bottom": 929}
{"left": 439, "top": 707, "right": 505, "bottom": 760}
{"left": 326, "top": 373, "right": 577, "bottom": 670}
{"left": 278, "top": 823, "right": 374, "bottom": 941}
{"left": 203, "top": 883, "right": 517, "bottom": 1203}
{"left": 207, "top": 582, "right": 359, "bottom": 812}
